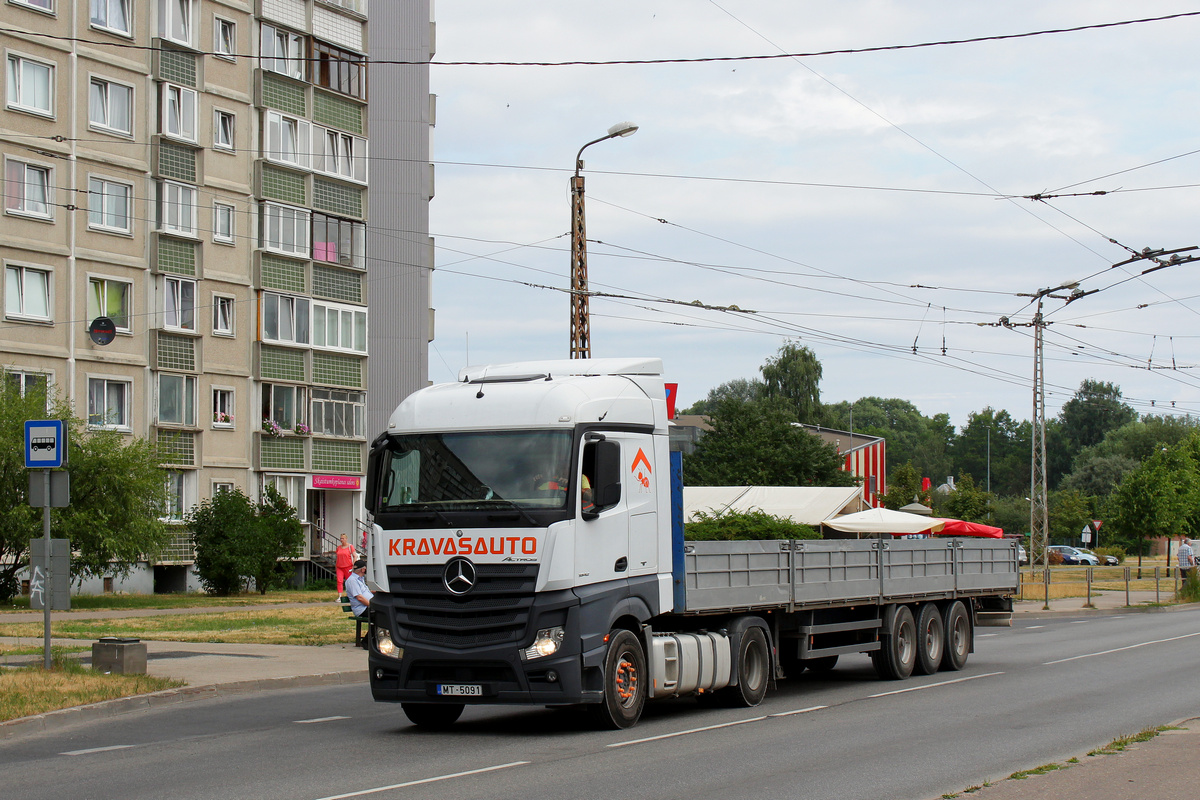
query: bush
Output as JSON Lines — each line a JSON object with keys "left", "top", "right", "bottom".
{"left": 302, "top": 578, "right": 336, "bottom": 592}
{"left": 1095, "top": 546, "right": 1125, "bottom": 565}
{"left": 1047, "top": 549, "right": 1064, "bottom": 566}
{"left": 1180, "top": 573, "right": 1200, "bottom": 603}
{"left": 686, "top": 508, "right": 820, "bottom": 541}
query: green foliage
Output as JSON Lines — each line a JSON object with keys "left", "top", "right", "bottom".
{"left": 760, "top": 341, "right": 824, "bottom": 424}
{"left": 878, "top": 462, "right": 930, "bottom": 510}
{"left": 937, "top": 472, "right": 992, "bottom": 522}
{"left": 1104, "top": 440, "right": 1197, "bottom": 557}
{"left": 682, "top": 396, "right": 856, "bottom": 487}
{"left": 950, "top": 408, "right": 1029, "bottom": 498}
{"left": 1047, "top": 489, "right": 1095, "bottom": 546}
{"left": 188, "top": 487, "right": 304, "bottom": 596}
{"left": 681, "top": 378, "right": 764, "bottom": 416}
{"left": 1093, "top": 545, "right": 1124, "bottom": 564}
{"left": 685, "top": 509, "right": 820, "bottom": 541}
{"left": 0, "top": 379, "right": 168, "bottom": 601}
{"left": 826, "top": 397, "right": 954, "bottom": 485}
{"left": 1180, "top": 573, "right": 1200, "bottom": 602}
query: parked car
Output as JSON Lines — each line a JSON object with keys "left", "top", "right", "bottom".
{"left": 1018, "top": 545, "right": 1029, "bottom": 565}
{"left": 1049, "top": 545, "right": 1099, "bottom": 566}
{"left": 1076, "top": 547, "right": 1118, "bottom": 566}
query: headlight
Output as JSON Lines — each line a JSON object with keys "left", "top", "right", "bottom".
{"left": 521, "top": 626, "right": 565, "bottom": 660}
{"left": 376, "top": 627, "right": 403, "bottom": 659}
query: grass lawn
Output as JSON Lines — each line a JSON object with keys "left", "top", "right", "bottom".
{"left": 0, "top": 659, "right": 183, "bottom": 723}
{"left": 0, "top": 589, "right": 335, "bottom": 614}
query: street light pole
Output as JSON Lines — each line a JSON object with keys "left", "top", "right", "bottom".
{"left": 570, "top": 122, "right": 638, "bottom": 359}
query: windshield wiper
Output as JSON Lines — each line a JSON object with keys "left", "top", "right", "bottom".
{"left": 479, "top": 498, "right": 540, "bottom": 527}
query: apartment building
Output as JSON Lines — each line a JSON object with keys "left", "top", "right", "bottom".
{"left": 1, "top": 0, "right": 433, "bottom": 591}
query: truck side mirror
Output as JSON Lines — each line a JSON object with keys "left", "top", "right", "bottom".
{"left": 365, "top": 440, "right": 385, "bottom": 514}
{"left": 584, "top": 440, "right": 621, "bottom": 519}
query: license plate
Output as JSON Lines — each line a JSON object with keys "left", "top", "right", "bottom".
{"left": 437, "top": 684, "right": 482, "bottom": 696}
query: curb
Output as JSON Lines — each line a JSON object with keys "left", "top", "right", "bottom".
{"left": 0, "top": 669, "right": 368, "bottom": 740}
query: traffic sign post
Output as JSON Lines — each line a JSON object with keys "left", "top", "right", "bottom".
{"left": 24, "top": 420, "right": 68, "bottom": 669}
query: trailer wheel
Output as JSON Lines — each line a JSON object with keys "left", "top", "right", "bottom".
{"left": 941, "top": 600, "right": 971, "bottom": 671}
{"left": 914, "top": 603, "right": 944, "bottom": 676}
{"left": 872, "top": 604, "right": 916, "bottom": 680}
{"left": 723, "top": 626, "right": 770, "bottom": 707}
{"left": 804, "top": 655, "right": 839, "bottom": 674}
{"left": 588, "top": 629, "right": 647, "bottom": 729}
{"left": 401, "top": 702, "right": 464, "bottom": 729}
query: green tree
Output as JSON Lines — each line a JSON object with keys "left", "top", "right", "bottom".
{"left": 1052, "top": 380, "right": 1137, "bottom": 487}
{"left": 950, "top": 408, "right": 1028, "bottom": 498}
{"left": 878, "top": 462, "right": 930, "bottom": 510}
{"left": 189, "top": 486, "right": 304, "bottom": 595}
{"left": 0, "top": 379, "right": 169, "bottom": 601}
{"left": 760, "top": 341, "right": 824, "bottom": 424}
{"left": 825, "top": 397, "right": 953, "bottom": 484}
{"left": 685, "top": 509, "right": 820, "bottom": 541}
{"left": 1047, "top": 489, "right": 1094, "bottom": 546}
{"left": 1105, "top": 445, "right": 1196, "bottom": 564}
{"left": 682, "top": 397, "right": 856, "bottom": 487}
{"left": 681, "top": 377, "right": 764, "bottom": 416}
{"left": 936, "top": 472, "right": 992, "bottom": 522}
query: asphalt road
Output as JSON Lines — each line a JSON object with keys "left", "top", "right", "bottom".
{"left": 4, "top": 607, "right": 1199, "bottom": 800}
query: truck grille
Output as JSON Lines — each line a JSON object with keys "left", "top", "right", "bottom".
{"left": 386, "top": 563, "right": 538, "bottom": 648}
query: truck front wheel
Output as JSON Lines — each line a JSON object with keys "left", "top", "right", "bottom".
{"left": 589, "top": 629, "right": 647, "bottom": 730}
{"left": 402, "top": 702, "right": 464, "bottom": 729}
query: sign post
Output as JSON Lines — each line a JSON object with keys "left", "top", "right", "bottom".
{"left": 25, "top": 420, "right": 67, "bottom": 669}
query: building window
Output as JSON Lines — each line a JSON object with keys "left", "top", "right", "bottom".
{"left": 311, "top": 300, "right": 366, "bottom": 353}
{"left": 262, "top": 383, "right": 306, "bottom": 430}
{"left": 212, "top": 387, "right": 234, "bottom": 427}
{"left": 314, "top": 127, "right": 367, "bottom": 183}
{"left": 6, "top": 370, "right": 49, "bottom": 411}
{"left": 213, "top": 201, "right": 235, "bottom": 243}
{"left": 164, "top": 276, "right": 195, "bottom": 331}
{"left": 6, "top": 54, "right": 53, "bottom": 116}
{"left": 312, "top": 40, "right": 364, "bottom": 99}
{"left": 87, "top": 276, "right": 131, "bottom": 331}
{"left": 88, "top": 377, "right": 130, "bottom": 428}
{"left": 264, "top": 110, "right": 310, "bottom": 169}
{"left": 90, "top": 0, "right": 130, "bottom": 36}
{"left": 87, "top": 177, "right": 132, "bottom": 233}
{"left": 213, "top": 109, "right": 234, "bottom": 151}
{"left": 88, "top": 77, "right": 132, "bottom": 135}
{"left": 163, "top": 470, "right": 189, "bottom": 521}
{"left": 13, "top": 0, "right": 54, "bottom": 11}
{"left": 160, "top": 180, "right": 197, "bottom": 235}
{"left": 158, "top": 373, "right": 196, "bottom": 426}
{"left": 160, "top": 0, "right": 194, "bottom": 47}
{"left": 260, "top": 23, "right": 305, "bottom": 80}
{"left": 261, "top": 203, "right": 310, "bottom": 256}
{"left": 212, "top": 294, "right": 234, "bottom": 334}
{"left": 312, "top": 213, "right": 365, "bottom": 269}
{"left": 262, "top": 292, "right": 309, "bottom": 344}
{"left": 162, "top": 83, "right": 197, "bottom": 142}
{"left": 214, "top": 17, "right": 236, "bottom": 59}
{"left": 4, "top": 160, "right": 52, "bottom": 219}
{"left": 212, "top": 481, "right": 234, "bottom": 495}
{"left": 311, "top": 389, "right": 364, "bottom": 438}
{"left": 262, "top": 474, "right": 305, "bottom": 519}
{"left": 5, "top": 264, "right": 50, "bottom": 320}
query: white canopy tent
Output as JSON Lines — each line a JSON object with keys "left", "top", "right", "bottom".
{"left": 822, "top": 507, "right": 946, "bottom": 536}
{"left": 683, "top": 486, "right": 863, "bottom": 526}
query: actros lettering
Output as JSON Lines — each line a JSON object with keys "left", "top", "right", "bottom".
{"left": 389, "top": 536, "right": 538, "bottom": 557}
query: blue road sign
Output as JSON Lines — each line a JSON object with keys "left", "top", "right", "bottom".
{"left": 25, "top": 420, "right": 65, "bottom": 469}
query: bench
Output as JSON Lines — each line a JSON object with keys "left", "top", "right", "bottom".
{"left": 338, "top": 595, "right": 366, "bottom": 647}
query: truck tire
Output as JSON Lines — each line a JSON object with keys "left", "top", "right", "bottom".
{"left": 914, "top": 603, "right": 944, "bottom": 676}
{"left": 401, "top": 702, "right": 464, "bottom": 729}
{"left": 941, "top": 600, "right": 971, "bottom": 671}
{"left": 871, "top": 604, "right": 916, "bottom": 680}
{"left": 719, "top": 626, "right": 770, "bottom": 707}
{"left": 588, "top": 629, "right": 647, "bottom": 730}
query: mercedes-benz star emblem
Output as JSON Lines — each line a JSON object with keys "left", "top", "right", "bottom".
{"left": 443, "top": 557, "right": 477, "bottom": 596}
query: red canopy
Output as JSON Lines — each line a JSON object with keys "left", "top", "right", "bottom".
{"left": 932, "top": 518, "right": 1005, "bottom": 538}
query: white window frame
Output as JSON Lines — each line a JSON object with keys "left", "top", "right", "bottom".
{"left": 212, "top": 480, "right": 234, "bottom": 495}
{"left": 159, "top": 180, "right": 197, "bottom": 235}
{"left": 161, "top": 83, "right": 197, "bottom": 143}
{"left": 264, "top": 110, "right": 310, "bottom": 169}
{"left": 160, "top": 0, "right": 195, "bottom": 47}
{"left": 87, "top": 275, "right": 132, "bottom": 332}
{"left": 5, "top": 263, "right": 51, "bottom": 321}
{"left": 90, "top": 0, "right": 131, "bottom": 36}
{"left": 212, "top": 293, "right": 234, "bottom": 335}
{"left": 213, "top": 201, "right": 235, "bottom": 244}
{"left": 312, "top": 213, "right": 366, "bottom": 269}
{"left": 6, "top": 53, "right": 54, "bottom": 117}
{"left": 11, "top": 0, "right": 55, "bottom": 13}
{"left": 87, "top": 376, "right": 131, "bottom": 430}
{"left": 261, "top": 292, "right": 309, "bottom": 345}
{"left": 311, "top": 300, "right": 367, "bottom": 354}
{"left": 260, "top": 23, "right": 304, "bottom": 80}
{"left": 313, "top": 126, "right": 368, "bottom": 184}
{"left": 87, "top": 176, "right": 133, "bottom": 234}
{"left": 262, "top": 384, "right": 307, "bottom": 431}
{"left": 260, "top": 202, "right": 310, "bottom": 256}
{"left": 311, "top": 388, "right": 365, "bottom": 438}
{"left": 162, "top": 469, "right": 195, "bottom": 522}
{"left": 212, "top": 386, "right": 234, "bottom": 427}
{"left": 88, "top": 76, "right": 133, "bottom": 136}
{"left": 163, "top": 276, "right": 196, "bottom": 331}
{"left": 213, "top": 108, "right": 234, "bottom": 151}
{"left": 157, "top": 372, "right": 196, "bottom": 426}
{"left": 214, "top": 16, "right": 236, "bottom": 60}
{"left": 4, "top": 158, "right": 53, "bottom": 220}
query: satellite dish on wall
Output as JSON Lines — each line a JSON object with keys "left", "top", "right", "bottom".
{"left": 88, "top": 317, "right": 117, "bottom": 346}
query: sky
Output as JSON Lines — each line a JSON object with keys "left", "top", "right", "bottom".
{"left": 419, "top": 1, "right": 1200, "bottom": 429}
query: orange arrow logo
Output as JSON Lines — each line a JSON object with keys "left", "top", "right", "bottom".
{"left": 631, "top": 448, "right": 652, "bottom": 475}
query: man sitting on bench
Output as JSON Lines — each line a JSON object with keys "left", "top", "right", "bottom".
{"left": 345, "top": 559, "right": 373, "bottom": 648}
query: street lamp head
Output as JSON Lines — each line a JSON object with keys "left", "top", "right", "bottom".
{"left": 607, "top": 121, "right": 639, "bottom": 138}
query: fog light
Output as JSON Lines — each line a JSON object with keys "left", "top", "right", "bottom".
{"left": 521, "top": 626, "right": 565, "bottom": 660}
{"left": 375, "top": 668, "right": 384, "bottom": 680}
{"left": 546, "top": 670, "right": 559, "bottom": 683}
{"left": 376, "top": 627, "right": 402, "bottom": 659}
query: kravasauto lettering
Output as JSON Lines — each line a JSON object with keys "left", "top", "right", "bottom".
{"left": 389, "top": 536, "right": 538, "bottom": 557}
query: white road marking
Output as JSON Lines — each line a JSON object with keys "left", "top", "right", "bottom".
{"left": 607, "top": 715, "right": 767, "bottom": 748}
{"left": 1025, "top": 625, "right": 1045, "bottom": 629}
{"left": 868, "top": 672, "right": 1003, "bottom": 698}
{"left": 311, "top": 762, "right": 531, "bottom": 800}
{"left": 769, "top": 705, "right": 827, "bottom": 718}
{"left": 977, "top": 633, "right": 998, "bottom": 637}
{"left": 61, "top": 744, "right": 137, "bottom": 756}
{"left": 1044, "top": 630, "right": 1200, "bottom": 665}
{"left": 1070, "top": 620, "right": 1089, "bottom": 624}
{"left": 295, "top": 716, "right": 350, "bottom": 724}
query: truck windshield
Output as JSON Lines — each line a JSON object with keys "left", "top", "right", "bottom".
{"left": 378, "top": 430, "right": 574, "bottom": 513}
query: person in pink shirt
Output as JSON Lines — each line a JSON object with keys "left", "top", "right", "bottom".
{"left": 335, "top": 534, "right": 356, "bottom": 594}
